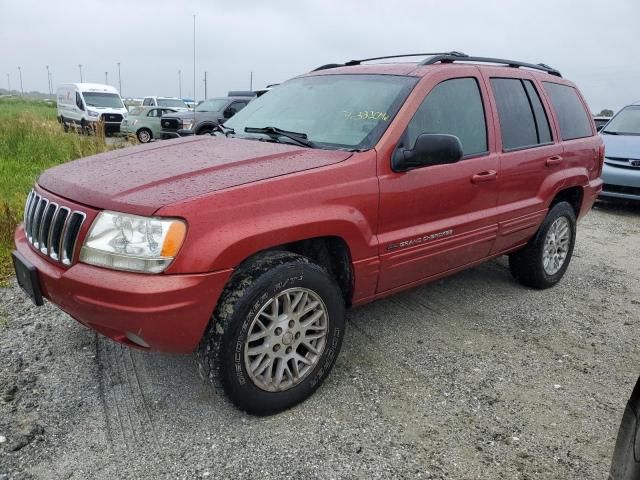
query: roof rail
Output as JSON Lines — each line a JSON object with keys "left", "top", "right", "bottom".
{"left": 420, "top": 54, "right": 562, "bottom": 77}
{"left": 311, "top": 51, "right": 467, "bottom": 72}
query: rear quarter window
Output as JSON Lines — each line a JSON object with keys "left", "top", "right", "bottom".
{"left": 542, "top": 82, "right": 593, "bottom": 140}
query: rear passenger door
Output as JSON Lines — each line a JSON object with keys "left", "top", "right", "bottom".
{"left": 483, "top": 73, "right": 564, "bottom": 254}
{"left": 377, "top": 71, "right": 500, "bottom": 292}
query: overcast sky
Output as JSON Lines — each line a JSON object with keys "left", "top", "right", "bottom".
{"left": 1, "top": 0, "right": 638, "bottom": 112}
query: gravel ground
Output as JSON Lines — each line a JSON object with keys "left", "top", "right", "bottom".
{"left": 1, "top": 201, "right": 639, "bottom": 480}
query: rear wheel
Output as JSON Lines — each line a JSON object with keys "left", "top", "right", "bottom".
{"left": 196, "top": 125, "right": 213, "bottom": 135}
{"left": 196, "top": 252, "right": 345, "bottom": 415}
{"left": 509, "top": 201, "right": 576, "bottom": 289}
{"left": 136, "top": 128, "right": 152, "bottom": 143}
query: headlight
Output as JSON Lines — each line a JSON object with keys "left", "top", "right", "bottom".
{"left": 79, "top": 211, "right": 187, "bottom": 273}
{"left": 182, "top": 119, "right": 194, "bottom": 130}
{"left": 88, "top": 110, "right": 100, "bottom": 117}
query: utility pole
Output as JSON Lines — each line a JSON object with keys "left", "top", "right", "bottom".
{"left": 78, "top": 64, "right": 83, "bottom": 82}
{"left": 117, "top": 62, "right": 122, "bottom": 95}
{"left": 6, "top": 73, "right": 10, "bottom": 93}
{"left": 203, "top": 71, "right": 207, "bottom": 100}
{"left": 193, "top": 14, "right": 196, "bottom": 102}
{"left": 250, "top": 71, "right": 253, "bottom": 90}
{"left": 105, "top": 71, "right": 108, "bottom": 85}
{"left": 17, "top": 66, "right": 23, "bottom": 96}
{"left": 178, "top": 69, "right": 182, "bottom": 98}
{"left": 46, "top": 65, "right": 51, "bottom": 95}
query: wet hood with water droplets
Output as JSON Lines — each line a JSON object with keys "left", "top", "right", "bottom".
{"left": 38, "top": 136, "right": 353, "bottom": 216}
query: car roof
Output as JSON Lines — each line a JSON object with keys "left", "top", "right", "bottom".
{"left": 302, "top": 52, "right": 567, "bottom": 82}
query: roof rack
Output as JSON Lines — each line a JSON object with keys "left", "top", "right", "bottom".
{"left": 311, "top": 51, "right": 561, "bottom": 77}
{"left": 311, "top": 51, "right": 467, "bottom": 71}
{"left": 419, "top": 53, "right": 562, "bottom": 77}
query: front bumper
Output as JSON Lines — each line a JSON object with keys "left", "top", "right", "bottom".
{"left": 14, "top": 226, "right": 232, "bottom": 353}
{"left": 600, "top": 163, "right": 640, "bottom": 200}
{"left": 160, "top": 128, "right": 194, "bottom": 140}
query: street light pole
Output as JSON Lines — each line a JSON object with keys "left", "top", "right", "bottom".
{"left": 178, "top": 69, "right": 182, "bottom": 98}
{"left": 193, "top": 14, "right": 196, "bottom": 102}
{"left": 78, "top": 64, "right": 83, "bottom": 83}
{"left": 17, "top": 66, "right": 23, "bottom": 96}
{"left": 117, "top": 62, "right": 122, "bottom": 95}
{"left": 203, "top": 71, "right": 207, "bottom": 100}
{"left": 250, "top": 71, "right": 253, "bottom": 90}
{"left": 105, "top": 71, "right": 108, "bottom": 85}
{"left": 6, "top": 73, "right": 10, "bottom": 93}
{"left": 46, "top": 65, "right": 51, "bottom": 95}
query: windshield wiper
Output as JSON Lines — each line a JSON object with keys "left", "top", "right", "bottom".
{"left": 244, "top": 126, "right": 315, "bottom": 148}
{"left": 212, "top": 124, "right": 235, "bottom": 136}
{"left": 601, "top": 130, "right": 618, "bottom": 135}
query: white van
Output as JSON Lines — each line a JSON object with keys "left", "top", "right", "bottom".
{"left": 142, "top": 96, "right": 190, "bottom": 111}
{"left": 57, "top": 83, "right": 128, "bottom": 133}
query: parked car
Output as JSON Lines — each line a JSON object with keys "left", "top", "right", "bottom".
{"left": 120, "top": 106, "right": 179, "bottom": 143}
{"left": 593, "top": 115, "right": 612, "bottom": 132}
{"left": 609, "top": 376, "right": 640, "bottom": 479}
{"left": 599, "top": 102, "right": 640, "bottom": 201}
{"left": 160, "top": 96, "right": 250, "bottom": 138}
{"left": 56, "top": 83, "right": 127, "bottom": 134}
{"left": 142, "top": 96, "right": 190, "bottom": 111}
{"left": 13, "top": 52, "right": 603, "bottom": 415}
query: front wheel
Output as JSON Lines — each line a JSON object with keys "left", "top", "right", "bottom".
{"left": 136, "top": 128, "right": 152, "bottom": 143}
{"left": 197, "top": 252, "right": 345, "bottom": 415}
{"left": 509, "top": 201, "right": 576, "bottom": 289}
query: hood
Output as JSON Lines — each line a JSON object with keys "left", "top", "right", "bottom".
{"left": 38, "top": 136, "right": 352, "bottom": 216}
{"left": 600, "top": 133, "right": 640, "bottom": 159}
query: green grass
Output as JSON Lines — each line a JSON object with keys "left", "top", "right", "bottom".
{"left": 0, "top": 97, "right": 127, "bottom": 284}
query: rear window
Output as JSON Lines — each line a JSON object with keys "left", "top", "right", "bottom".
{"left": 490, "top": 78, "right": 552, "bottom": 150}
{"left": 542, "top": 82, "right": 592, "bottom": 140}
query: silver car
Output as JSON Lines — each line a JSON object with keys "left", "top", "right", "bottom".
{"left": 600, "top": 102, "right": 640, "bottom": 201}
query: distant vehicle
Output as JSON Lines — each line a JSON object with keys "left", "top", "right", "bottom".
{"left": 120, "top": 106, "right": 179, "bottom": 143}
{"left": 142, "top": 96, "right": 190, "bottom": 111}
{"left": 160, "top": 96, "right": 251, "bottom": 138}
{"left": 56, "top": 83, "right": 127, "bottom": 134}
{"left": 599, "top": 102, "right": 640, "bottom": 201}
{"left": 593, "top": 115, "right": 612, "bottom": 132}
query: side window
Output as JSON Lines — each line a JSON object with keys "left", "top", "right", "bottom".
{"left": 75, "top": 92, "right": 84, "bottom": 110}
{"left": 523, "top": 80, "right": 552, "bottom": 144}
{"left": 542, "top": 82, "right": 592, "bottom": 140}
{"left": 491, "top": 78, "right": 536, "bottom": 150}
{"left": 233, "top": 101, "right": 248, "bottom": 112}
{"left": 143, "top": 98, "right": 152, "bottom": 106}
{"left": 406, "top": 78, "right": 487, "bottom": 157}
{"left": 147, "top": 109, "right": 159, "bottom": 117}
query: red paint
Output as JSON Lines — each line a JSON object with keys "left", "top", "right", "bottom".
{"left": 16, "top": 62, "right": 602, "bottom": 352}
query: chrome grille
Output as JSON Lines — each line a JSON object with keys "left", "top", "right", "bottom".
{"left": 23, "top": 189, "right": 86, "bottom": 266}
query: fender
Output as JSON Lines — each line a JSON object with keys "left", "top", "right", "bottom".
{"left": 158, "top": 150, "right": 380, "bottom": 274}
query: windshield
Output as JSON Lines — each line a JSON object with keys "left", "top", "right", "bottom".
{"left": 128, "top": 107, "right": 143, "bottom": 116}
{"left": 158, "top": 98, "right": 188, "bottom": 108}
{"left": 225, "top": 74, "right": 417, "bottom": 149}
{"left": 196, "top": 99, "right": 228, "bottom": 112}
{"left": 602, "top": 106, "right": 640, "bottom": 135}
{"left": 82, "top": 92, "right": 124, "bottom": 109}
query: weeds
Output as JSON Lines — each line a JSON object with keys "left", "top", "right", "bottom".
{"left": 0, "top": 97, "right": 130, "bottom": 284}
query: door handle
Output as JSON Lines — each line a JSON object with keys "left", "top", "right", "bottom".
{"left": 471, "top": 170, "right": 497, "bottom": 184}
{"left": 546, "top": 155, "right": 563, "bottom": 167}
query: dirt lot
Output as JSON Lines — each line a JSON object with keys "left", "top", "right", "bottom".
{"left": 1, "top": 201, "right": 639, "bottom": 480}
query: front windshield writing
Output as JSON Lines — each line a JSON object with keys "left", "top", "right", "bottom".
{"left": 225, "top": 74, "right": 417, "bottom": 149}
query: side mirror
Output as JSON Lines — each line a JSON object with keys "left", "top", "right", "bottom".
{"left": 223, "top": 108, "right": 236, "bottom": 119}
{"left": 392, "top": 134, "right": 463, "bottom": 172}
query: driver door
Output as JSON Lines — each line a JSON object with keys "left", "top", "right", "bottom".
{"left": 376, "top": 69, "right": 500, "bottom": 293}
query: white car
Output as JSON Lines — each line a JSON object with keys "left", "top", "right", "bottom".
{"left": 57, "top": 83, "right": 128, "bottom": 134}
{"left": 142, "top": 96, "right": 190, "bottom": 111}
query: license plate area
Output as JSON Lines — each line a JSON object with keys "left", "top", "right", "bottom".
{"left": 12, "top": 250, "right": 44, "bottom": 306}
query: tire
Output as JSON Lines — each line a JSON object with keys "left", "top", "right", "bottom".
{"left": 136, "top": 128, "right": 152, "bottom": 143}
{"left": 609, "top": 376, "right": 640, "bottom": 479}
{"left": 61, "top": 117, "right": 69, "bottom": 133}
{"left": 196, "top": 251, "right": 345, "bottom": 415}
{"left": 196, "top": 125, "right": 213, "bottom": 135}
{"left": 508, "top": 201, "right": 576, "bottom": 289}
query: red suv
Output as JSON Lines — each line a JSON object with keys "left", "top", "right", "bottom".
{"left": 12, "top": 52, "right": 603, "bottom": 414}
